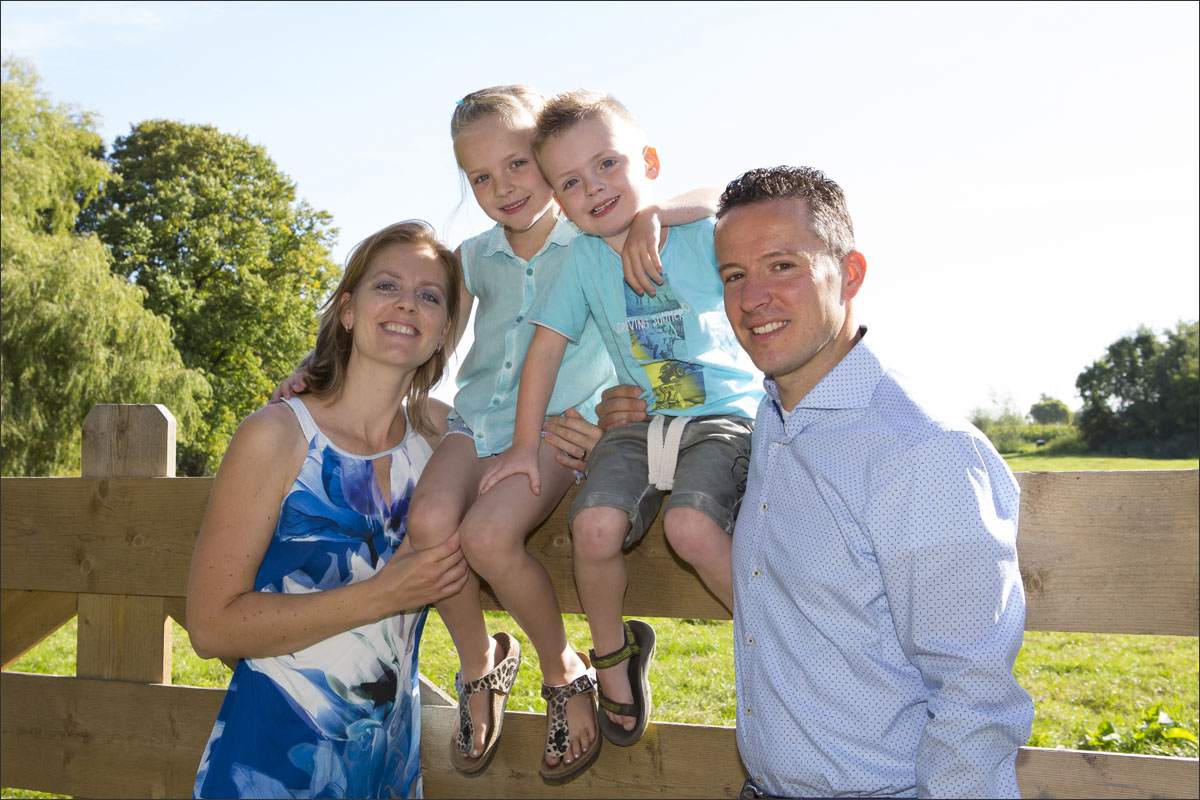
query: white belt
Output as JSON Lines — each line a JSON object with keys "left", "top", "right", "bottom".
{"left": 646, "top": 415, "right": 690, "bottom": 490}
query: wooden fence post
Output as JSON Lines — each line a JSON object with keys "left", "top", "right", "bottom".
{"left": 76, "top": 404, "right": 176, "bottom": 684}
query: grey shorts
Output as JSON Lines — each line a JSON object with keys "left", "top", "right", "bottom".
{"left": 570, "top": 414, "right": 753, "bottom": 549}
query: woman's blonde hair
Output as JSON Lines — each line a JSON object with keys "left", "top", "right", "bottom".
{"left": 303, "top": 221, "right": 461, "bottom": 436}
{"left": 450, "top": 85, "right": 546, "bottom": 168}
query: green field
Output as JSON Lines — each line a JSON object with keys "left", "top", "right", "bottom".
{"left": 4, "top": 455, "right": 1196, "bottom": 798}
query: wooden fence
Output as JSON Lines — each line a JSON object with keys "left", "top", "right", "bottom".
{"left": 1, "top": 404, "right": 1197, "bottom": 798}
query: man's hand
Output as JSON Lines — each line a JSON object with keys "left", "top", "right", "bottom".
{"left": 595, "top": 384, "right": 647, "bottom": 431}
{"left": 543, "top": 409, "right": 602, "bottom": 472}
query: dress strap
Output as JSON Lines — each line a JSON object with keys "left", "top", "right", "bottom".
{"left": 283, "top": 396, "right": 321, "bottom": 444}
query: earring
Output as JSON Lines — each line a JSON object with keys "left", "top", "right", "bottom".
{"left": 434, "top": 343, "right": 443, "bottom": 354}
{"left": 343, "top": 322, "right": 352, "bottom": 333}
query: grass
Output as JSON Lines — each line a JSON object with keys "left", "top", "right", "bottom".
{"left": 4, "top": 454, "right": 1196, "bottom": 797}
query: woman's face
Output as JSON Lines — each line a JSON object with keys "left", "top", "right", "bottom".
{"left": 340, "top": 242, "right": 451, "bottom": 370}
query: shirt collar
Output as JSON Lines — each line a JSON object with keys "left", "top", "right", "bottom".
{"left": 480, "top": 215, "right": 578, "bottom": 259}
{"left": 763, "top": 326, "right": 879, "bottom": 413}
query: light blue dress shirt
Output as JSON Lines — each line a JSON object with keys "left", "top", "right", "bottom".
{"left": 452, "top": 217, "right": 615, "bottom": 456}
{"left": 733, "top": 334, "right": 1033, "bottom": 798}
{"left": 532, "top": 219, "right": 761, "bottom": 419}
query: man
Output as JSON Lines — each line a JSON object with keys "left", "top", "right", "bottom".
{"left": 713, "top": 166, "right": 1033, "bottom": 798}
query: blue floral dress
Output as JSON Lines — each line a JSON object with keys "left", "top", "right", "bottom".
{"left": 194, "top": 397, "right": 433, "bottom": 799}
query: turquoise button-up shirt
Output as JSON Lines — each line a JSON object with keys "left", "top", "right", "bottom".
{"left": 452, "top": 217, "right": 615, "bottom": 456}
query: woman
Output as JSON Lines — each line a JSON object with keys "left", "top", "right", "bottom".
{"left": 187, "top": 221, "right": 469, "bottom": 799}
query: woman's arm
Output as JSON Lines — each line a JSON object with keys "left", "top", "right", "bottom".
{"left": 186, "top": 405, "right": 467, "bottom": 660}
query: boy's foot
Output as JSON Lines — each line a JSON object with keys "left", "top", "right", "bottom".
{"left": 590, "top": 619, "right": 655, "bottom": 746}
{"left": 540, "top": 651, "right": 601, "bottom": 783}
{"left": 450, "top": 633, "right": 521, "bottom": 775}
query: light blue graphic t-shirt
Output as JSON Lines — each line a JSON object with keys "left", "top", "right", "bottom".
{"left": 532, "top": 218, "right": 761, "bottom": 419}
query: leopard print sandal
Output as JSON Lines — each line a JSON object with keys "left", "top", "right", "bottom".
{"left": 449, "top": 631, "right": 522, "bottom": 775}
{"left": 538, "top": 652, "right": 602, "bottom": 784}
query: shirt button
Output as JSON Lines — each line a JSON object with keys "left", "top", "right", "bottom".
{"left": 491, "top": 399, "right": 499, "bottom": 406}
{"left": 504, "top": 361, "right": 512, "bottom": 368}
{"left": 747, "top": 636, "right": 755, "bottom": 646}
{"left": 516, "top": 315, "right": 523, "bottom": 322}
{"left": 525, "top": 268, "right": 533, "bottom": 276}
{"left": 746, "top": 706, "right": 754, "bottom": 715}
{"left": 752, "top": 569, "right": 761, "bottom": 578}
{"left": 760, "top": 503, "right": 769, "bottom": 511}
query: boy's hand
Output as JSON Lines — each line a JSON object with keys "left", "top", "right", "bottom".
{"left": 621, "top": 205, "right": 666, "bottom": 296}
{"left": 479, "top": 444, "right": 543, "bottom": 496}
{"left": 543, "top": 409, "right": 602, "bottom": 472}
{"left": 596, "top": 384, "right": 647, "bottom": 430}
{"left": 269, "top": 370, "right": 308, "bottom": 404}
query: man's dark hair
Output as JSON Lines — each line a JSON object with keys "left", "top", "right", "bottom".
{"left": 717, "top": 166, "right": 856, "bottom": 262}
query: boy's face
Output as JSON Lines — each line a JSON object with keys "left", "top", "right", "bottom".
{"left": 535, "top": 116, "right": 659, "bottom": 246}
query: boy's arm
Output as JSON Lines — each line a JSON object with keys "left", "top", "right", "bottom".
{"left": 269, "top": 352, "right": 313, "bottom": 403}
{"left": 622, "top": 186, "right": 723, "bottom": 296}
{"left": 478, "top": 325, "right": 569, "bottom": 496}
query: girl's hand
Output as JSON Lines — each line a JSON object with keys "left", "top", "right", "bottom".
{"left": 543, "top": 409, "right": 602, "bottom": 472}
{"left": 374, "top": 533, "right": 469, "bottom": 612}
{"left": 621, "top": 205, "right": 666, "bottom": 296}
{"left": 269, "top": 369, "right": 308, "bottom": 403}
{"left": 479, "top": 445, "right": 542, "bottom": 496}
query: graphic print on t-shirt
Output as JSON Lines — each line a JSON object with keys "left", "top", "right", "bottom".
{"left": 623, "top": 278, "right": 705, "bottom": 410}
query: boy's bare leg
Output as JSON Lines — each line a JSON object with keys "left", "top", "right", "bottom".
{"left": 662, "top": 507, "right": 733, "bottom": 610}
{"left": 460, "top": 440, "right": 597, "bottom": 767}
{"left": 571, "top": 505, "right": 638, "bottom": 731}
{"left": 407, "top": 435, "right": 498, "bottom": 758}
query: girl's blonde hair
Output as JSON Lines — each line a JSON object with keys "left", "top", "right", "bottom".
{"left": 303, "top": 221, "right": 462, "bottom": 436}
{"left": 450, "top": 85, "right": 546, "bottom": 168}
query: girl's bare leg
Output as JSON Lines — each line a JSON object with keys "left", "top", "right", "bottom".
{"left": 407, "top": 434, "right": 498, "bottom": 758}
{"left": 460, "top": 440, "right": 596, "bottom": 767}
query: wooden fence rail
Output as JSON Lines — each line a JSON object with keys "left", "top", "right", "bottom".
{"left": 1, "top": 404, "right": 1197, "bottom": 798}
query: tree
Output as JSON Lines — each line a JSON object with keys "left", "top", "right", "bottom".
{"left": 1, "top": 59, "right": 207, "bottom": 476}
{"left": 1029, "top": 394, "right": 1070, "bottom": 425}
{"left": 1075, "top": 322, "right": 1199, "bottom": 456}
{"left": 80, "top": 120, "right": 340, "bottom": 474}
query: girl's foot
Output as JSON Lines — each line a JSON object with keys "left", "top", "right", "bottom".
{"left": 459, "top": 635, "right": 500, "bottom": 758}
{"left": 539, "top": 651, "right": 602, "bottom": 783}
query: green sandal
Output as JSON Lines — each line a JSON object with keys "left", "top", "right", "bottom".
{"left": 589, "top": 619, "right": 656, "bottom": 746}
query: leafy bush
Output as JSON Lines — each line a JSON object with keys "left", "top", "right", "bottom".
{"left": 1079, "top": 704, "right": 1199, "bottom": 757}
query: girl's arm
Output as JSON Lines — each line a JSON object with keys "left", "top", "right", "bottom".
{"left": 186, "top": 405, "right": 468, "bottom": 660}
{"left": 622, "top": 186, "right": 723, "bottom": 296}
{"left": 478, "top": 325, "right": 568, "bottom": 496}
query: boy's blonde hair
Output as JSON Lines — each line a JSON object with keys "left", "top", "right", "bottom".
{"left": 531, "top": 90, "right": 643, "bottom": 153}
{"left": 450, "top": 85, "right": 546, "bottom": 167}
{"left": 304, "top": 221, "right": 461, "bottom": 437}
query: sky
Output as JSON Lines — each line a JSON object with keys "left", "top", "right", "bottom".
{"left": 3, "top": 0, "right": 1197, "bottom": 416}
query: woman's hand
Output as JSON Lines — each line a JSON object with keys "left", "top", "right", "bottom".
{"left": 543, "top": 409, "right": 602, "bottom": 472}
{"left": 621, "top": 205, "right": 666, "bottom": 296}
{"left": 479, "top": 444, "right": 542, "bottom": 496}
{"left": 373, "top": 534, "right": 469, "bottom": 613}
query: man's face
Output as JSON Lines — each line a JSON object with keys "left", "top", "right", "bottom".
{"left": 535, "top": 116, "right": 658, "bottom": 244}
{"left": 715, "top": 198, "right": 863, "bottom": 408}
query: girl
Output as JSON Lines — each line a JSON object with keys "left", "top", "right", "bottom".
{"left": 404, "top": 85, "right": 718, "bottom": 784}
{"left": 188, "top": 221, "right": 469, "bottom": 798}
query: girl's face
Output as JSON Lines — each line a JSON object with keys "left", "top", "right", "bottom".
{"left": 340, "top": 243, "right": 451, "bottom": 371}
{"left": 456, "top": 117, "right": 556, "bottom": 233}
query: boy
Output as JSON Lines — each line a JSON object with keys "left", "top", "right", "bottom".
{"left": 479, "top": 91, "right": 761, "bottom": 748}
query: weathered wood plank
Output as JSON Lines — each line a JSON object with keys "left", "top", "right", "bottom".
{"left": 77, "top": 593, "right": 172, "bottom": 683}
{"left": 0, "top": 477, "right": 211, "bottom": 597}
{"left": 0, "top": 589, "right": 76, "bottom": 668}
{"left": 0, "top": 672, "right": 222, "bottom": 799}
{"left": 82, "top": 403, "right": 176, "bottom": 479}
{"left": 1016, "top": 470, "right": 1199, "bottom": 635}
{"left": 420, "top": 704, "right": 747, "bottom": 799}
{"left": 3, "top": 471, "right": 1198, "bottom": 633}
{"left": 1016, "top": 745, "right": 1200, "bottom": 799}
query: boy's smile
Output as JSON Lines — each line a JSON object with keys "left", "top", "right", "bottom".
{"left": 535, "top": 116, "right": 659, "bottom": 252}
